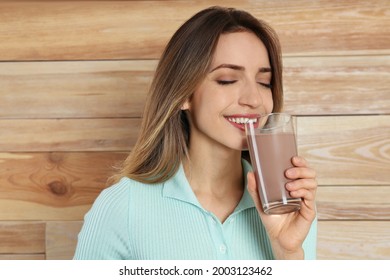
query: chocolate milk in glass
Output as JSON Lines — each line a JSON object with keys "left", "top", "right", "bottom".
{"left": 246, "top": 113, "right": 301, "bottom": 214}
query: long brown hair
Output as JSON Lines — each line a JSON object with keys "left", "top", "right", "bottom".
{"left": 110, "top": 6, "right": 283, "bottom": 184}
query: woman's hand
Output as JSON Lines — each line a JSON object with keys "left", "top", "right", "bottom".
{"left": 247, "top": 156, "right": 317, "bottom": 259}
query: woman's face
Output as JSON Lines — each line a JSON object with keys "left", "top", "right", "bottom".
{"left": 183, "top": 31, "right": 274, "bottom": 152}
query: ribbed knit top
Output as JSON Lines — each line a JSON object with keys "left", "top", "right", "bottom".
{"left": 74, "top": 160, "right": 317, "bottom": 260}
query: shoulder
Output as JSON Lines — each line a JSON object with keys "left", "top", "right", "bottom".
{"left": 74, "top": 178, "right": 143, "bottom": 259}
{"left": 93, "top": 178, "right": 132, "bottom": 207}
{"left": 100, "top": 177, "right": 161, "bottom": 197}
{"left": 77, "top": 178, "right": 152, "bottom": 246}
{"left": 87, "top": 177, "right": 144, "bottom": 216}
{"left": 92, "top": 177, "right": 164, "bottom": 211}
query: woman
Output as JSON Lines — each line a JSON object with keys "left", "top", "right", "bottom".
{"left": 74, "top": 6, "right": 317, "bottom": 260}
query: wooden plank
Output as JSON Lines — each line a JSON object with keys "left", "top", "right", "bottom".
{"left": 318, "top": 221, "right": 390, "bottom": 259}
{"left": 1, "top": 116, "right": 388, "bottom": 183}
{"left": 0, "top": 254, "right": 45, "bottom": 260}
{"left": 316, "top": 186, "right": 390, "bottom": 220}
{"left": 0, "top": 119, "right": 140, "bottom": 152}
{"left": 0, "top": 0, "right": 388, "bottom": 60}
{"left": 0, "top": 222, "right": 45, "bottom": 254}
{"left": 0, "top": 152, "right": 127, "bottom": 220}
{"left": 0, "top": 200, "right": 92, "bottom": 221}
{"left": 283, "top": 55, "right": 390, "bottom": 115}
{"left": 297, "top": 115, "right": 390, "bottom": 186}
{"left": 0, "top": 60, "right": 154, "bottom": 119}
{"left": 1, "top": 56, "right": 388, "bottom": 119}
{"left": 3, "top": 221, "right": 389, "bottom": 260}
{"left": 46, "top": 221, "right": 82, "bottom": 260}
{"left": 1, "top": 153, "right": 388, "bottom": 221}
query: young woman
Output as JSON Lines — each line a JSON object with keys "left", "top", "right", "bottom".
{"left": 74, "top": 6, "right": 317, "bottom": 260}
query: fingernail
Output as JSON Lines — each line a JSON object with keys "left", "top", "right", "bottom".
{"left": 286, "top": 169, "right": 294, "bottom": 177}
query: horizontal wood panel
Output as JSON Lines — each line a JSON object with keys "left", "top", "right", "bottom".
{"left": 0, "top": 0, "right": 389, "bottom": 60}
{"left": 1, "top": 117, "right": 388, "bottom": 182}
{"left": 0, "top": 222, "right": 45, "bottom": 254}
{"left": 317, "top": 221, "right": 390, "bottom": 259}
{"left": 0, "top": 254, "right": 45, "bottom": 260}
{"left": 0, "top": 152, "right": 127, "bottom": 220}
{"left": 0, "top": 119, "right": 140, "bottom": 152}
{"left": 1, "top": 153, "right": 388, "bottom": 221}
{"left": 0, "top": 116, "right": 387, "bottom": 183}
{"left": 2, "top": 220, "right": 389, "bottom": 260}
{"left": 316, "top": 186, "right": 390, "bottom": 220}
{"left": 298, "top": 115, "right": 390, "bottom": 186}
{"left": 1, "top": 56, "right": 388, "bottom": 119}
{"left": 0, "top": 200, "right": 92, "bottom": 221}
{"left": 0, "top": 60, "right": 153, "bottom": 119}
{"left": 283, "top": 55, "right": 390, "bottom": 115}
{"left": 3, "top": 184, "right": 388, "bottom": 222}
{"left": 46, "top": 221, "right": 82, "bottom": 260}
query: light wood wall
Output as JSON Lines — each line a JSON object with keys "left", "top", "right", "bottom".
{"left": 0, "top": 0, "right": 389, "bottom": 260}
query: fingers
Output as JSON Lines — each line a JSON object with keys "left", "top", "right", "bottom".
{"left": 285, "top": 156, "right": 318, "bottom": 214}
{"left": 286, "top": 179, "right": 317, "bottom": 193}
{"left": 285, "top": 156, "right": 317, "bottom": 180}
{"left": 286, "top": 180, "right": 316, "bottom": 201}
{"left": 248, "top": 156, "right": 318, "bottom": 221}
{"left": 291, "top": 156, "right": 307, "bottom": 167}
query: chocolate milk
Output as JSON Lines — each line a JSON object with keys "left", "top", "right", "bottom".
{"left": 247, "top": 131, "right": 301, "bottom": 214}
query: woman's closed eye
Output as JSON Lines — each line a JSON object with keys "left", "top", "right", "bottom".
{"left": 258, "top": 82, "right": 272, "bottom": 89}
{"left": 217, "top": 80, "right": 237, "bottom": 85}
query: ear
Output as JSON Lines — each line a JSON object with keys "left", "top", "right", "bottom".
{"left": 181, "top": 99, "right": 191, "bottom": 111}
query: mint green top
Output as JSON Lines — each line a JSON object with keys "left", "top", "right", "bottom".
{"left": 74, "top": 160, "right": 317, "bottom": 260}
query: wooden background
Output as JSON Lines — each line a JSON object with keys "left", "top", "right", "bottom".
{"left": 0, "top": 0, "right": 389, "bottom": 260}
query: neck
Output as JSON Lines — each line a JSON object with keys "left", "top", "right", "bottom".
{"left": 183, "top": 142, "right": 244, "bottom": 222}
{"left": 183, "top": 148, "right": 243, "bottom": 193}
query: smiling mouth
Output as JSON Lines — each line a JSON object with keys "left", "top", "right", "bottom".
{"left": 227, "top": 117, "right": 258, "bottom": 124}
{"left": 225, "top": 116, "right": 259, "bottom": 131}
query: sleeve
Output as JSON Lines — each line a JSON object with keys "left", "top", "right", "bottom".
{"left": 302, "top": 216, "right": 318, "bottom": 260}
{"left": 73, "top": 180, "right": 132, "bottom": 260}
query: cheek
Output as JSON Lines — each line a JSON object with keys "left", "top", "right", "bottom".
{"left": 188, "top": 94, "right": 215, "bottom": 125}
{"left": 263, "top": 93, "right": 274, "bottom": 113}
{"left": 191, "top": 88, "right": 226, "bottom": 116}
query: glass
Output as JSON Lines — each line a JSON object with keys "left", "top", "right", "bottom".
{"left": 245, "top": 113, "right": 301, "bottom": 215}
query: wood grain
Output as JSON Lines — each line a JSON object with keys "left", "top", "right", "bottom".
{"left": 0, "top": 0, "right": 388, "bottom": 262}
{"left": 0, "top": 222, "right": 45, "bottom": 254}
{"left": 1, "top": 116, "right": 388, "bottom": 181}
{"left": 0, "top": 60, "right": 154, "bottom": 119}
{"left": 0, "top": 119, "right": 140, "bottom": 152}
{"left": 0, "top": 200, "right": 92, "bottom": 221}
{"left": 0, "top": 152, "right": 127, "bottom": 220}
{"left": 0, "top": 0, "right": 389, "bottom": 60}
{"left": 1, "top": 153, "right": 389, "bottom": 222}
{"left": 298, "top": 115, "right": 390, "bottom": 186}
{"left": 283, "top": 55, "right": 390, "bottom": 115}
{"left": 0, "top": 254, "right": 45, "bottom": 260}
{"left": 46, "top": 221, "right": 82, "bottom": 260}
{"left": 316, "top": 186, "right": 390, "bottom": 220}
{"left": 0, "top": 152, "right": 126, "bottom": 203}
{"left": 1, "top": 56, "right": 388, "bottom": 119}
{"left": 318, "top": 221, "right": 390, "bottom": 259}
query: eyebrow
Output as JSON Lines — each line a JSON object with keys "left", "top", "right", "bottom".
{"left": 209, "top": 63, "right": 272, "bottom": 73}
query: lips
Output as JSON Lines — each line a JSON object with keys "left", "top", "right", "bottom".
{"left": 224, "top": 114, "right": 260, "bottom": 131}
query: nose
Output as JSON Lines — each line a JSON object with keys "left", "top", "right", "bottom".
{"left": 238, "top": 81, "right": 264, "bottom": 108}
